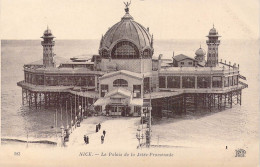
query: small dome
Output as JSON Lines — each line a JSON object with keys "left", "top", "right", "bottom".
{"left": 208, "top": 25, "right": 218, "bottom": 35}
{"left": 41, "top": 26, "right": 55, "bottom": 38}
{"left": 44, "top": 26, "right": 52, "bottom": 35}
{"left": 195, "top": 47, "right": 206, "bottom": 56}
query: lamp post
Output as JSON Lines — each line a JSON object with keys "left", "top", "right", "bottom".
{"left": 136, "top": 126, "right": 144, "bottom": 148}
{"left": 60, "top": 125, "right": 64, "bottom": 147}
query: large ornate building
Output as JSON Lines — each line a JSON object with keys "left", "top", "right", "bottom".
{"left": 17, "top": 4, "right": 248, "bottom": 117}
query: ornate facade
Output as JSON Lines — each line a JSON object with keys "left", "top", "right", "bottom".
{"left": 17, "top": 4, "right": 247, "bottom": 117}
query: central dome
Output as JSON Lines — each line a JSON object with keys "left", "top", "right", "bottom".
{"left": 99, "top": 9, "right": 153, "bottom": 59}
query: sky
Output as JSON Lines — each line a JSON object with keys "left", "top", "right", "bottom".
{"left": 1, "top": 0, "right": 259, "bottom": 40}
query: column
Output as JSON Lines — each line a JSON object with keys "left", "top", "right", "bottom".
{"left": 195, "top": 76, "right": 197, "bottom": 89}
{"left": 180, "top": 76, "right": 183, "bottom": 89}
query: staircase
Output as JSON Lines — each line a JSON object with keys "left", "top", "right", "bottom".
{"left": 238, "top": 81, "right": 248, "bottom": 88}
{"left": 238, "top": 74, "right": 247, "bottom": 80}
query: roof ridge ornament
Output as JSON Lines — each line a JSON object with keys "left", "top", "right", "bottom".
{"left": 124, "top": 0, "right": 131, "bottom": 14}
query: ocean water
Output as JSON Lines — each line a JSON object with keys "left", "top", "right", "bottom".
{"left": 1, "top": 39, "right": 259, "bottom": 143}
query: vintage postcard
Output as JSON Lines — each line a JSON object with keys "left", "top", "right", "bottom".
{"left": 1, "top": 0, "right": 259, "bottom": 166}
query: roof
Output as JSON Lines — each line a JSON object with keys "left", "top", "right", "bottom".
{"left": 93, "top": 98, "right": 110, "bottom": 106}
{"left": 195, "top": 47, "right": 206, "bottom": 56}
{"left": 25, "top": 56, "right": 69, "bottom": 66}
{"left": 41, "top": 26, "right": 55, "bottom": 38}
{"left": 100, "top": 70, "right": 143, "bottom": 80}
{"left": 105, "top": 88, "right": 132, "bottom": 98}
{"left": 173, "top": 54, "right": 197, "bottom": 62}
{"left": 100, "top": 9, "right": 152, "bottom": 50}
{"left": 207, "top": 25, "right": 221, "bottom": 37}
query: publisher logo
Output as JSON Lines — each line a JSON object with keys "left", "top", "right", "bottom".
{"left": 235, "top": 149, "right": 246, "bottom": 157}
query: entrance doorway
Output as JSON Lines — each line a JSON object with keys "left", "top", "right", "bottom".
{"left": 110, "top": 105, "right": 126, "bottom": 116}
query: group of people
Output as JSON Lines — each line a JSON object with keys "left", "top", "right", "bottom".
{"left": 83, "top": 123, "right": 107, "bottom": 145}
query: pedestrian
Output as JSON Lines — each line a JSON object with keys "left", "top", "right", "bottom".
{"left": 84, "top": 135, "right": 87, "bottom": 144}
{"left": 98, "top": 123, "right": 101, "bottom": 130}
{"left": 96, "top": 125, "right": 99, "bottom": 132}
{"left": 101, "top": 135, "right": 104, "bottom": 144}
{"left": 86, "top": 136, "right": 89, "bottom": 144}
{"left": 103, "top": 130, "right": 106, "bottom": 137}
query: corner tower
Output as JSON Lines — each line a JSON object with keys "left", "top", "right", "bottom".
{"left": 41, "top": 26, "right": 55, "bottom": 68}
{"left": 206, "top": 25, "right": 221, "bottom": 67}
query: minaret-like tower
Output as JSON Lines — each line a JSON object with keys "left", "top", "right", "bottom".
{"left": 206, "top": 25, "right": 221, "bottom": 67}
{"left": 41, "top": 26, "right": 55, "bottom": 67}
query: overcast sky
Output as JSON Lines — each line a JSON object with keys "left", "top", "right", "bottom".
{"left": 1, "top": 0, "right": 259, "bottom": 40}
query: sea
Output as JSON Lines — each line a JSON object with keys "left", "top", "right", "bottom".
{"left": 1, "top": 39, "right": 259, "bottom": 145}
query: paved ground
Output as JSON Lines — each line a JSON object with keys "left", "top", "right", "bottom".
{"left": 65, "top": 116, "right": 144, "bottom": 150}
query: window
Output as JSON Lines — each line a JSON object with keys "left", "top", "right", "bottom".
{"left": 167, "top": 76, "right": 180, "bottom": 88}
{"left": 233, "top": 75, "right": 238, "bottom": 85}
{"left": 25, "top": 73, "right": 29, "bottom": 83}
{"left": 113, "top": 79, "right": 128, "bottom": 87}
{"left": 182, "top": 76, "right": 195, "bottom": 88}
{"left": 36, "top": 75, "right": 44, "bottom": 85}
{"left": 197, "top": 76, "right": 211, "bottom": 88}
{"left": 152, "top": 60, "right": 158, "bottom": 71}
{"left": 144, "top": 77, "right": 150, "bottom": 93}
{"left": 143, "top": 49, "right": 152, "bottom": 58}
{"left": 101, "top": 49, "right": 109, "bottom": 58}
{"left": 212, "top": 76, "right": 222, "bottom": 88}
{"left": 133, "top": 85, "right": 141, "bottom": 98}
{"left": 159, "top": 76, "right": 166, "bottom": 88}
{"left": 134, "top": 106, "right": 141, "bottom": 115}
{"left": 188, "top": 62, "right": 192, "bottom": 65}
{"left": 75, "top": 77, "right": 85, "bottom": 86}
{"left": 111, "top": 41, "right": 139, "bottom": 59}
{"left": 101, "top": 84, "right": 108, "bottom": 97}
{"left": 86, "top": 76, "right": 95, "bottom": 86}
{"left": 229, "top": 76, "right": 233, "bottom": 86}
{"left": 180, "top": 62, "right": 184, "bottom": 65}
{"left": 224, "top": 77, "right": 229, "bottom": 87}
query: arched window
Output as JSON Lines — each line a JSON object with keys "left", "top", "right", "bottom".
{"left": 113, "top": 79, "right": 128, "bottom": 87}
{"left": 143, "top": 49, "right": 151, "bottom": 58}
{"left": 111, "top": 41, "right": 139, "bottom": 59}
{"left": 101, "top": 49, "right": 109, "bottom": 58}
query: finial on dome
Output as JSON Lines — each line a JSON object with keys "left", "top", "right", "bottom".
{"left": 124, "top": 0, "right": 131, "bottom": 14}
{"left": 200, "top": 43, "right": 201, "bottom": 48}
{"left": 213, "top": 23, "right": 215, "bottom": 28}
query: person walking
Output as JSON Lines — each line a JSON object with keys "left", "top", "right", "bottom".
{"left": 96, "top": 125, "right": 99, "bottom": 133}
{"left": 98, "top": 123, "right": 101, "bottom": 130}
{"left": 86, "top": 136, "right": 89, "bottom": 144}
{"left": 103, "top": 130, "right": 106, "bottom": 137}
{"left": 101, "top": 135, "right": 104, "bottom": 144}
{"left": 84, "top": 135, "right": 87, "bottom": 144}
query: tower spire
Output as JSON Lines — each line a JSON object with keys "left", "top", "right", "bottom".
{"left": 41, "top": 27, "right": 55, "bottom": 68}
{"left": 206, "top": 25, "right": 221, "bottom": 67}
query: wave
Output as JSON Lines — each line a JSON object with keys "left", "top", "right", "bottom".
{"left": 1, "top": 138, "right": 57, "bottom": 145}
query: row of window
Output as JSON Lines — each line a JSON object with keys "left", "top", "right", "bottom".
{"left": 180, "top": 62, "right": 193, "bottom": 65}
{"left": 101, "top": 41, "right": 152, "bottom": 59}
{"left": 24, "top": 73, "right": 95, "bottom": 86}
{"left": 159, "top": 75, "right": 238, "bottom": 89}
